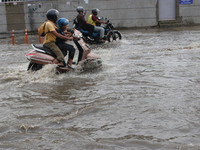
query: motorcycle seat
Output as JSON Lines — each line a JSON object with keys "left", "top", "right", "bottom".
{"left": 32, "top": 44, "right": 56, "bottom": 57}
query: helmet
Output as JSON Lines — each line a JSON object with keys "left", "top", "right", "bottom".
{"left": 91, "top": 8, "right": 99, "bottom": 16}
{"left": 76, "top": 6, "right": 84, "bottom": 13}
{"left": 46, "top": 9, "right": 59, "bottom": 22}
{"left": 58, "top": 18, "right": 69, "bottom": 28}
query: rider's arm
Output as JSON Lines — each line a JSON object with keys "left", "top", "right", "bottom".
{"left": 64, "top": 31, "right": 71, "bottom": 34}
{"left": 86, "top": 22, "right": 95, "bottom": 26}
{"left": 93, "top": 15, "right": 107, "bottom": 24}
{"left": 66, "top": 33, "right": 72, "bottom": 37}
{"left": 96, "top": 20, "right": 108, "bottom": 24}
{"left": 52, "top": 30, "right": 73, "bottom": 41}
{"left": 64, "top": 31, "right": 73, "bottom": 37}
{"left": 83, "top": 11, "right": 86, "bottom": 16}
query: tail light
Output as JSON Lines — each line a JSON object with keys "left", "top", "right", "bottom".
{"left": 26, "top": 52, "right": 37, "bottom": 60}
{"left": 26, "top": 53, "right": 37, "bottom": 57}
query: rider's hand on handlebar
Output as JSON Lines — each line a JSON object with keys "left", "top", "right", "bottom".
{"left": 68, "top": 37, "right": 74, "bottom": 41}
{"left": 105, "top": 20, "right": 109, "bottom": 24}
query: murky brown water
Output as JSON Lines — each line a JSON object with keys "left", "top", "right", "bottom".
{"left": 1, "top": 26, "right": 200, "bottom": 149}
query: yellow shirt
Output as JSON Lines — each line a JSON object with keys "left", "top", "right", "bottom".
{"left": 43, "top": 20, "right": 58, "bottom": 44}
{"left": 88, "top": 14, "right": 96, "bottom": 26}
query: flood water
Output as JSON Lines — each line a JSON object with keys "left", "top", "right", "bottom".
{"left": 0, "top": 26, "right": 200, "bottom": 150}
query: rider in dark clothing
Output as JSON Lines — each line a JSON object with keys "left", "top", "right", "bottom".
{"left": 56, "top": 18, "right": 75, "bottom": 67}
{"left": 76, "top": 6, "right": 94, "bottom": 39}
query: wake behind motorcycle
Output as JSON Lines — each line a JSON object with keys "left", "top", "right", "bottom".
{"left": 73, "top": 18, "right": 122, "bottom": 44}
{"left": 25, "top": 29, "right": 102, "bottom": 73}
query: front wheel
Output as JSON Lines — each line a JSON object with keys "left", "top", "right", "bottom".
{"left": 27, "top": 62, "right": 43, "bottom": 71}
{"left": 107, "top": 31, "right": 122, "bottom": 42}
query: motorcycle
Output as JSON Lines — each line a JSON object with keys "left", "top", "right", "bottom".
{"left": 25, "top": 29, "right": 102, "bottom": 73}
{"left": 73, "top": 17, "right": 122, "bottom": 44}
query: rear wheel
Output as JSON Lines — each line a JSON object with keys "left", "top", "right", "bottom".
{"left": 107, "top": 31, "right": 122, "bottom": 42}
{"left": 27, "top": 62, "right": 43, "bottom": 71}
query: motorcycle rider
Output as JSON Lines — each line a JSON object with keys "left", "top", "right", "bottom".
{"left": 88, "top": 8, "right": 108, "bottom": 42}
{"left": 76, "top": 6, "right": 95, "bottom": 40}
{"left": 56, "top": 18, "right": 75, "bottom": 67}
{"left": 43, "top": 9, "right": 70, "bottom": 66}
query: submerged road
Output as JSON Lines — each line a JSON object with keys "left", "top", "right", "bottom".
{"left": 0, "top": 26, "right": 200, "bottom": 149}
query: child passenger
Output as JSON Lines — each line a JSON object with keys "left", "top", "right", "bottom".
{"left": 56, "top": 18, "right": 75, "bottom": 67}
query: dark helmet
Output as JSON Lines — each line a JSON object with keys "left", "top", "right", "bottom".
{"left": 58, "top": 18, "right": 69, "bottom": 28}
{"left": 91, "top": 8, "right": 99, "bottom": 16}
{"left": 46, "top": 9, "right": 59, "bottom": 22}
{"left": 76, "top": 6, "right": 84, "bottom": 13}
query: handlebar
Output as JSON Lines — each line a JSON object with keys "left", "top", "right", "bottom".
{"left": 70, "top": 29, "right": 74, "bottom": 34}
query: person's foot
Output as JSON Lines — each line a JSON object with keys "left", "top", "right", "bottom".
{"left": 67, "top": 61, "right": 76, "bottom": 65}
{"left": 88, "top": 36, "right": 94, "bottom": 41}
{"left": 99, "top": 38, "right": 105, "bottom": 43}
{"left": 67, "top": 65, "right": 74, "bottom": 69}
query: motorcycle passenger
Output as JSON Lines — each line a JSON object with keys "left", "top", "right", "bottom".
{"left": 76, "top": 6, "right": 95, "bottom": 40}
{"left": 56, "top": 18, "right": 75, "bottom": 67}
{"left": 88, "top": 8, "right": 108, "bottom": 42}
{"left": 43, "top": 9, "right": 69, "bottom": 66}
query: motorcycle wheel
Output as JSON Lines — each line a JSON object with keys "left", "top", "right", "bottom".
{"left": 107, "top": 31, "right": 122, "bottom": 42}
{"left": 27, "top": 62, "right": 43, "bottom": 71}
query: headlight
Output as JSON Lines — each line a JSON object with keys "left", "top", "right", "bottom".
{"left": 77, "top": 33, "right": 82, "bottom": 38}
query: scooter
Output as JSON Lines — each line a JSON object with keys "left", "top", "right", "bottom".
{"left": 73, "top": 18, "right": 122, "bottom": 44}
{"left": 25, "top": 29, "right": 102, "bottom": 73}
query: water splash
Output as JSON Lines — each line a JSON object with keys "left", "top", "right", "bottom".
{"left": 0, "top": 64, "right": 58, "bottom": 87}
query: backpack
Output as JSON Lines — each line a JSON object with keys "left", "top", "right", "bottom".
{"left": 38, "top": 21, "right": 49, "bottom": 37}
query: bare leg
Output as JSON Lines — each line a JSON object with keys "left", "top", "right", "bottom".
{"left": 68, "top": 59, "right": 73, "bottom": 66}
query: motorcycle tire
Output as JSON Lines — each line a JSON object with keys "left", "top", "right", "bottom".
{"left": 107, "top": 31, "right": 122, "bottom": 42}
{"left": 27, "top": 62, "right": 43, "bottom": 71}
